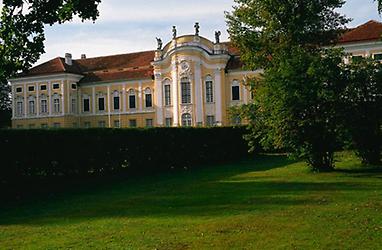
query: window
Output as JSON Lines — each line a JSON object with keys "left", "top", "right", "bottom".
{"left": 83, "top": 98, "right": 90, "bottom": 112}
{"left": 40, "top": 99, "right": 48, "bottom": 114}
{"left": 206, "top": 115, "right": 216, "bottom": 127}
{"left": 71, "top": 98, "right": 77, "bottom": 113}
{"left": 352, "top": 55, "right": 363, "bottom": 62}
{"left": 53, "top": 97, "right": 60, "bottom": 113}
{"left": 129, "top": 89, "right": 136, "bottom": 109}
{"left": 145, "top": 119, "right": 153, "bottom": 127}
{"left": 164, "top": 83, "right": 171, "bottom": 106}
{"left": 71, "top": 84, "right": 77, "bottom": 90}
{"left": 16, "top": 101, "right": 23, "bottom": 116}
{"left": 113, "top": 96, "right": 120, "bottom": 110}
{"left": 84, "top": 122, "right": 91, "bottom": 128}
{"left": 28, "top": 86, "right": 35, "bottom": 92}
{"left": 28, "top": 100, "right": 35, "bottom": 115}
{"left": 16, "top": 125, "right": 23, "bottom": 129}
{"left": 53, "top": 123, "right": 61, "bottom": 128}
{"left": 98, "top": 97, "right": 105, "bottom": 111}
{"left": 129, "top": 119, "right": 137, "bottom": 127}
{"left": 41, "top": 124, "right": 48, "bottom": 129}
{"left": 52, "top": 83, "right": 60, "bottom": 89}
{"left": 165, "top": 118, "right": 172, "bottom": 127}
{"left": 232, "top": 81, "right": 240, "bottom": 101}
{"left": 374, "top": 53, "right": 382, "bottom": 61}
{"left": 72, "top": 123, "right": 78, "bottom": 128}
{"left": 29, "top": 124, "right": 35, "bottom": 129}
{"left": 205, "top": 77, "right": 214, "bottom": 103}
{"left": 40, "top": 85, "right": 47, "bottom": 91}
{"left": 181, "top": 113, "right": 192, "bottom": 127}
{"left": 98, "top": 121, "right": 106, "bottom": 128}
{"left": 232, "top": 116, "right": 242, "bottom": 126}
{"left": 114, "top": 120, "right": 120, "bottom": 128}
{"left": 145, "top": 88, "right": 152, "bottom": 108}
{"left": 181, "top": 78, "right": 191, "bottom": 104}
{"left": 16, "top": 87, "right": 22, "bottom": 93}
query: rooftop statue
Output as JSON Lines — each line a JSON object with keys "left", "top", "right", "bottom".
{"left": 156, "top": 37, "right": 163, "bottom": 50}
{"left": 172, "top": 26, "right": 177, "bottom": 39}
{"left": 215, "top": 31, "right": 221, "bottom": 44}
{"left": 194, "top": 22, "right": 200, "bottom": 36}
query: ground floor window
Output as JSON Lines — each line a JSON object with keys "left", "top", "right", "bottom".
{"left": 165, "top": 118, "right": 172, "bottom": 127}
{"left": 41, "top": 124, "right": 48, "bottom": 129}
{"left": 145, "top": 119, "right": 153, "bottom": 127}
{"left": 98, "top": 121, "right": 106, "bottom": 128}
{"left": 84, "top": 122, "right": 91, "bottom": 128}
{"left": 53, "top": 123, "right": 61, "bottom": 128}
{"left": 114, "top": 120, "right": 120, "bottom": 128}
{"left": 129, "top": 119, "right": 137, "bottom": 128}
{"left": 206, "top": 115, "right": 216, "bottom": 127}
{"left": 182, "top": 113, "right": 192, "bottom": 127}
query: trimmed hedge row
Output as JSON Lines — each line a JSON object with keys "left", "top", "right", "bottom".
{"left": 0, "top": 127, "right": 250, "bottom": 185}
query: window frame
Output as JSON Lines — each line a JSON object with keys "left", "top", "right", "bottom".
{"left": 98, "top": 96, "right": 105, "bottom": 112}
{"left": 181, "top": 113, "right": 192, "bottom": 127}
{"left": 128, "top": 89, "right": 136, "bottom": 109}
{"left": 231, "top": 80, "right": 240, "bottom": 101}
{"left": 163, "top": 80, "right": 171, "bottom": 106}
{"left": 181, "top": 78, "right": 191, "bottom": 104}
{"left": 205, "top": 76, "right": 214, "bottom": 103}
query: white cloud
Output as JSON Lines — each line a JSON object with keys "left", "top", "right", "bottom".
{"left": 35, "top": 0, "right": 382, "bottom": 66}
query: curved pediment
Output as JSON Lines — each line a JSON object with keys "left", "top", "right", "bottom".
{"left": 154, "top": 35, "right": 228, "bottom": 63}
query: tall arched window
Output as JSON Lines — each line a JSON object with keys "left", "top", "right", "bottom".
{"left": 163, "top": 79, "right": 171, "bottom": 106}
{"left": 128, "top": 89, "right": 136, "bottom": 109}
{"left": 28, "top": 96, "right": 36, "bottom": 115}
{"left": 16, "top": 98, "right": 24, "bottom": 117}
{"left": 144, "top": 88, "right": 152, "bottom": 108}
{"left": 113, "top": 90, "right": 120, "bottom": 111}
{"left": 205, "top": 76, "right": 214, "bottom": 103}
{"left": 40, "top": 95, "right": 48, "bottom": 114}
{"left": 182, "top": 113, "right": 192, "bottom": 127}
{"left": 52, "top": 93, "right": 60, "bottom": 113}
{"left": 231, "top": 80, "right": 240, "bottom": 101}
{"left": 181, "top": 77, "right": 191, "bottom": 104}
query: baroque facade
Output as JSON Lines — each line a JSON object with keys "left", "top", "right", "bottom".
{"left": 9, "top": 20, "right": 382, "bottom": 129}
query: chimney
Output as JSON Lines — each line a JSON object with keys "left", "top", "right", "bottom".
{"left": 65, "top": 53, "right": 72, "bottom": 65}
{"left": 81, "top": 54, "right": 86, "bottom": 59}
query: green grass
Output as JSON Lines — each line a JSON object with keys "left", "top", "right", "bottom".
{"left": 1, "top": 152, "right": 382, "bottom": 249}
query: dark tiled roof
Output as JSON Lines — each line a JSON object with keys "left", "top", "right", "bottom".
{"left": 80, "top": 67, "right": 154, "bottom": 83}
{"left": 339, "top": 20, "right": 382, "bottom": 44}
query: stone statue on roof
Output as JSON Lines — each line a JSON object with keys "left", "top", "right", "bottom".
{"left": 215, "top": 31, "right": 221, "bottom": 44}
{"left": 194, "top": 22, "right": 200, "bottom": 36}
{"left": 172, "top": 26, "right": 177, "bottom": 39}
{"left": 156, "top": 37, "right": 163, "bottom": 50}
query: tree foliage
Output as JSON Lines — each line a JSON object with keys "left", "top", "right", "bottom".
{"left": 0, "top": 0, "right": 101, "bottom": 111}
{"left": 227, "top": 0, "right": 351, "bottom": 171}
{"left": 226, "top": 0, "right": 350, "bottom": 70}
{"left": 342, "top": 58, "right": 382, "bottom": 165}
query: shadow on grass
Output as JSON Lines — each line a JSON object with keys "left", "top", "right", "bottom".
{"left": 0, "top": 155, "right": 379, "bottom": 226}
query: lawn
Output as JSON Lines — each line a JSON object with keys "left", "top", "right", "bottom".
{"left": 1, "top": 152, "right": 382, "bottom": 249}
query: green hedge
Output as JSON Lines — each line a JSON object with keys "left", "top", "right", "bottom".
{"left": 0, "top": 127, "right": 250, "bottom": 190}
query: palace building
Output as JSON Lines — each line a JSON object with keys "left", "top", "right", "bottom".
{"left": 9, "top": 20, "right": 382, "bottom": 129}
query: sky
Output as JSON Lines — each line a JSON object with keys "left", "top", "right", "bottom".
{"left": 1, "top": 0, "right": 381, "bottom": 65}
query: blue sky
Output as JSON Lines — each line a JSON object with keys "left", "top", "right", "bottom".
{"left": 29, "top": 0, "right": 381, "bottom": 64}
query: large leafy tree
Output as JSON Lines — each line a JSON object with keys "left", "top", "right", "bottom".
{"left": 342, "top": 58, "right": 382, "bottom": 165}
{"left": 0, "top": 0, "right": 101, "bottom": 127}
{"left": 226, "top": 0, "right": 350, "bottom": 171}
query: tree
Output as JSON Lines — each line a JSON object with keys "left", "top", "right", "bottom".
{"left": 0, "top": 0, "right": 101, "bottom": 124}
{"left": 376, "top": 0, "right": 382, "bottom": 14}
{"left": 226, "top": 0, "right": 350, "bottom": 171}
{"left": 342, "top": 58, "right": 382, "bottom": 165}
